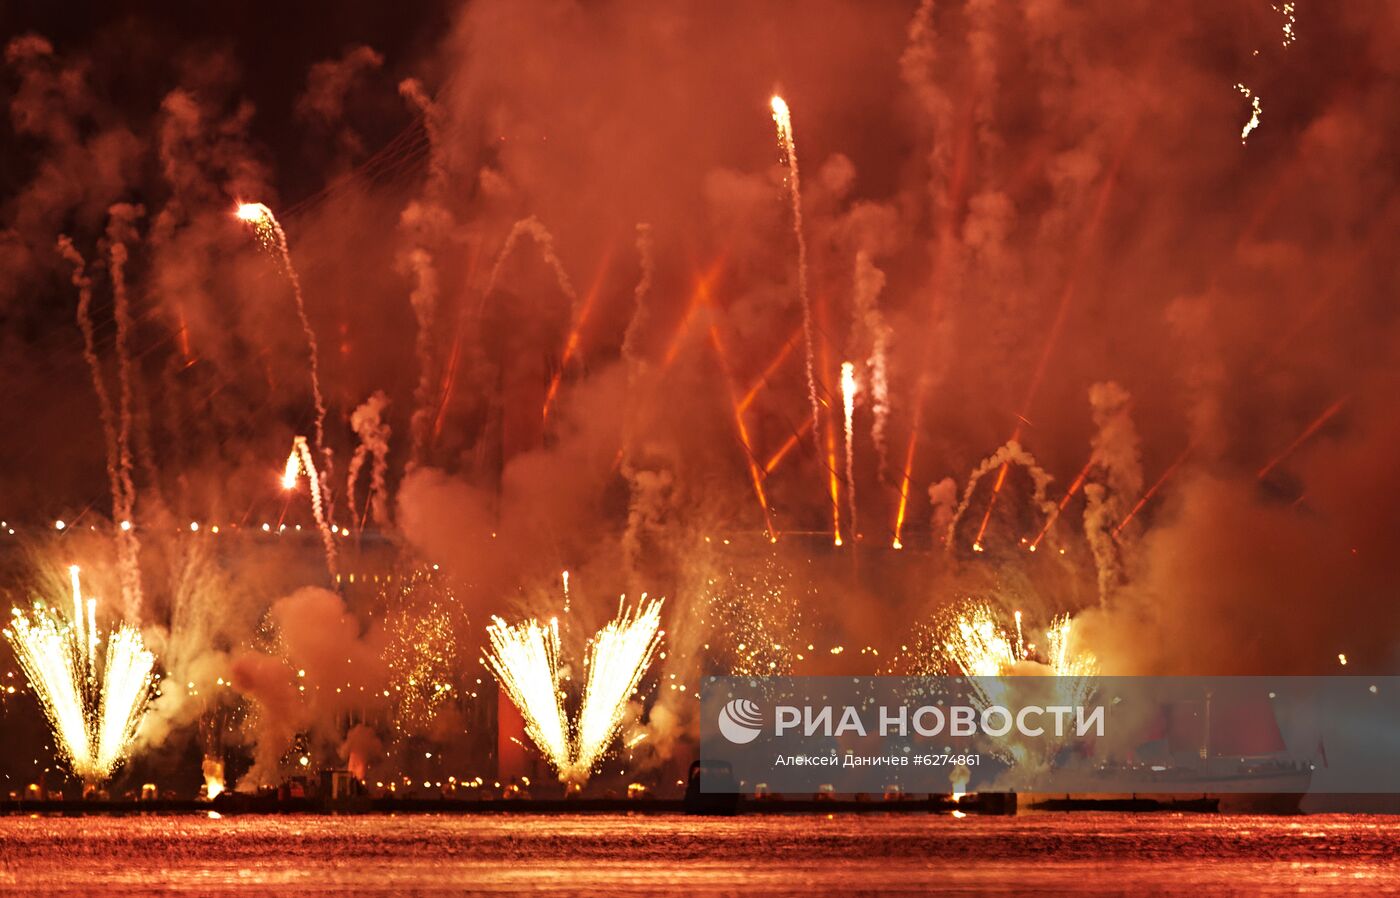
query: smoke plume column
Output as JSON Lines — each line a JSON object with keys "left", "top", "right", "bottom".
{"left": 1082, "top": 382, "right": 1143, "bottom": 601}
{"left": 841, "top": 362, "right": 859, "bottom": 540}
{"left": 770, "top": 96, "right": 822, "bottom": 457}
{"left": 283, "top": 435, "right": 339, "bottom": 580}
{"left": 482, "top": 216, "right": 578, "bottom": 311}
{"left": 346, "top": 392, "right": 392, "bottom": 529}
{"left": 852, "top": 251, "right": 892, "bottom": 475}
{"left": 927, "top": 477, "right": 957, "bottom": 545}
{"left": 105, "top": 205, "right": 146, "bottom": 619}
{"left": 945, "top": 441, "right": 1056, "bottom": 551}
{"left": 236, "top": 203, "right": 334, "bottom": 518}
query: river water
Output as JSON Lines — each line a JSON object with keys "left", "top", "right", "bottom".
{"left": 0, "top": 813, "right": 1396, "bottom": 895}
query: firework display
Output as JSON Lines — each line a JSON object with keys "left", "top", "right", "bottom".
{"left": 0, "top": 1, "right": 1391, "bottom": 825}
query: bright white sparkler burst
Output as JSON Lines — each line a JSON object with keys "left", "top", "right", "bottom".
{"left": 483, "top": 614, "right": 572, "bottom": 774}
{"left": 572, "top": 597, "right": 665, "bottom": 778}
{"left": 2, "top": 566, "right": 155, "bottom": 783}
{"left": 483, "top": 595, "right": 664, "bottom": 783}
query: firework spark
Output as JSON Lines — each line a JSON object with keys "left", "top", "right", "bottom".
{"left": 770, "top": 96, "right": 822, "bottom": 460}
{"left": 572, "top": 596, "right": 665, "bottom": 779}
{"left": 3, "top": 567, "right": 155, "bottom": 783}
{"left": 940, "top": 603, "right": 1098, "bottom": 712}
{"left": 282, "top": 435, "right": 339, "bottom": 579}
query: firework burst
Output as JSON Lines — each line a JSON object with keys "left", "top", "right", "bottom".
{"left": 483, "top": 596, "right": 665, "bottom": 783}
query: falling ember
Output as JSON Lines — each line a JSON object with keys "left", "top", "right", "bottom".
{"left": 281, "top": 435, "right": 339, "bottom": 579}
{"left": 1275, "top": 2, "right": 1296, "bottom": 47}
{"left": 1236, "top": 84, "right": 1262, "bottom": 144}
{"left": 483, "top": 615, "right": 571, "bottom": 775}
{"left": 1013, "top": 610, "right": 1025, "bottom": 661}
{"left": 572, "top": 597, "right": 665, "bottom": 780}
{"left": 2, "top": 567, "right": 155, "bottom": 784}
{"left": 770, "top": 96, "right": 822, "bottom": 461}
{"left": 841, "top": 362, "right": 859, "bottom": 540}
{"left": 1338, "top": 653, "right": 1348, "bottom": 667}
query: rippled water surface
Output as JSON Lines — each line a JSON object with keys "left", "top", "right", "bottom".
{"left": 1, "top": 813, "right": 1397, "bottom": 896}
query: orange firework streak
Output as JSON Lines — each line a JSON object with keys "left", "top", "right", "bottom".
{"left": 813, "top": 295, "right": 842, "bottom": 546}
{"left": 542, "top": 246, "right": 616, "bottom": 425}
{"left": 660, "top": 258, "right": 725, "bottom": 371}
{"left": 430, "top": 241, "right": 483, "bottom": 446}
{"left": 737, "top": 328, "right": 801, "bottom": 414}
{"left": 763, "top": 417, "right": 815, "bottom": 475}
{"left": 430, "top": 308, "right": 465, "bottom": 444}
{"left": 890, "top": 384, "right": 927, "bottom": 549}
{"left": 1027, "top": 456, "right": 1094, "bottom": 551}
{"left": 1112, "top": 443, "right": 1193, "bottom": 538}
{"left": 973, "top": 130, "right": 1134, "bottom": 550}
{"left": 1257, "top": 397, "right": 1348, "bottom": 480}
{"left": 703, "top": 292, "right": 777, "bottom": 542}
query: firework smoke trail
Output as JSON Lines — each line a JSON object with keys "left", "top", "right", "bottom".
{"left": 853, "top": 251, "right": 891, "bottom": 474}
{"left": 482, "top": 216, "right": 578, "bottom": 311}
{"left": 946, "top": 441, "right": 1056, "bottom": 552}
{"left": 400, "top": 243, "right": 440, "bottom": 462}
{"left": 571, "top": 597, "right": 665, "bottom": 780}
{"left": 346, "top": 392, "right": 392, "bottom": 529}
{"left": 236, "top": 203, "right": 334, "bottom": 516}
{"left": 770, "top": 96, "right": 822, "bottom": 459}
{"left": 398, "top": 79, "right": 450, "bottom": 464}
{"left": 1236, "top": 84, "right": 1262, "bottom": 144}
{"left": 105, "top": 207, "right": 146, "bottom": 618}
{"left": 841, "top": 362, "right": 859, "bottom": 540}
{"left": 483, "top": 615, "right": 571, "bottom": 776}
{"left": 1257, "top": 397, "right": 1348, "bottom": 480}
{"left": 620, "top": 223, "right": 654, "bottom": 381}
{"left": 282, "top": 435, "right": 339, "bottom": 579}
{"left": 58, "top": 236, "right": 145, "bottom": 616}
{"left": 3, "top": 567, "right": 155, "bottom": 783}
